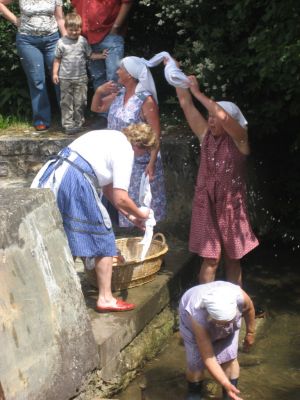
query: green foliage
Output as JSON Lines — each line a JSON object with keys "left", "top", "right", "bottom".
{"left": 131, "top": 0, "right": 300, "bottom": 241}
{"left": 134, "top": 0, "right": 300, "bottom": 134}
{"left": 0, "top": 3, "right": 31, "bottom": 117}
{"left": 0, "top": 114, "right": 28, "bottom": 129}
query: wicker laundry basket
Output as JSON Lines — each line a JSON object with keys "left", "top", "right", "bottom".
{"left": 85, "top": 233, "right": 168, "bottom": 291}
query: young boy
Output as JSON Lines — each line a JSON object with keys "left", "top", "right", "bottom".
{"left": 53, "top": 12, "right": 108, "bottom": 135}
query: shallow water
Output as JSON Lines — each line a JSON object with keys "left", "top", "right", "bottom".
{"left": 113, "top": 245, "right": 300, "bottom": 400}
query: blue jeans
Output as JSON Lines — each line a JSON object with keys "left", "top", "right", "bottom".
{"left": 16, "top": 32, "right": 60, "bottom": 127}
{"left": 89, "top": 33, "right": 124, "bottom": 90}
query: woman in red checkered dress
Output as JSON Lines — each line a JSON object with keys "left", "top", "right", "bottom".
{"left": 176, "top": 76, "right": 258, "bottom": 286}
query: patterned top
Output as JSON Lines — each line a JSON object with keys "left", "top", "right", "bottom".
{"left": 107, "top": 87, "right": 167, "bottom": 226}
{"left": 18, "top": 0, "right": 62, "bottom": 36}
{"left": 55, "top": 35, "right": 92, "bottom": 79}
{"left": 189, "top": 131, "right": 259, "bottom": 259}
{"left": 108, "top": 87, "right": 149, "bottom": 130}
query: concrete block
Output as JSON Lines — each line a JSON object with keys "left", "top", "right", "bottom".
{"left": 0, "top": 189, "right": 98, "bottom": 400}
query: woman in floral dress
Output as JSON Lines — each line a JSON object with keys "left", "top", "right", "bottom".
{"left": 91, "top": 56, "right": 166, "bottom": 227}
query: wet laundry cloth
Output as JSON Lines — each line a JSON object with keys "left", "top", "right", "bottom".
{"left": 121, "top": 52, "right": 189, "bottom": 105}
{"left": 141, "top": 51, "right": 190, "bottom": 89}
{"left": 139, "top": 173, "right": 156, "bottom": 260}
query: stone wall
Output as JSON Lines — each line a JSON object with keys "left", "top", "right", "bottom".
{"left": 0, "top": 133, "right": 199, "bottom": 399}
{"left": 0, "top": 189, "right": 99, "bottom": 400}
{"left": 0, "top": 134, "right": 200, "bottom": 237}
{"left": 0, "top": 137, "right": 71, "bottom": 188}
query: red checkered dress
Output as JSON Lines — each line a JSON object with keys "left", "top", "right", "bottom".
{"left": 189, "top": 131, "right": 259, "bottom": 259}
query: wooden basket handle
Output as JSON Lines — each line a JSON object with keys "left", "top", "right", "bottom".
{"left": 153, "top": 232, "right": 166, "bottom": 245}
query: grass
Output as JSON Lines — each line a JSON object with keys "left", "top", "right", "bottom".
{"left": 0, "top": 114, "right": 30, "bottom": 130}
{"left": 0, "top": 113, "right": 63, "bottom": 137}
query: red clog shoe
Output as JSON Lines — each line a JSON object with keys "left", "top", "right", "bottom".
{"left": 96, "top": 299, "right": 135, "bottom": 313}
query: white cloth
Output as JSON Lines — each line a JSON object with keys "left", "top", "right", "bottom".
{"left": 217, "top": 101, "right": 248, "bottom": 129}
{"left": 31, "top": 130, "right": 134, "bottom": 191}
{"left": 201, "top": 285, "right": 239, "bottom": 321}
{"left": 121, "top": 52, "right": 189, "bottom": 104}
{"left": 141, "top": 51, "right": 190, "bottom": 89}
{"left": 138, "top": 173, "right": 156, "bottom": 260}
{"left": 121, "top": 56, "right": 158, "bottom": 103}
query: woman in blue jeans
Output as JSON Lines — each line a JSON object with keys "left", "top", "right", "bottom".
{"left": 0, "top": 0, "right": 66, "bottom": 131}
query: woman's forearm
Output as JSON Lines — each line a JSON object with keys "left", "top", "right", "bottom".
{"left": 204, "top": 356, "right": 231, "bottom": 388}
{"left": 55, "top": 6, "right": 66, "bottom": 36}
{"left": 0, "top": 1, "right": 18, "bottom": 25}
{"left": 148, "top": 142, "right": 159, "bottom": 165}
{"left": 242, "top": 290, "right": 256, "bottom": 334}
{"left": 91, "top": 82, "right": 117, "bottom": 112}
{"left": 112, "top": 189, "right": 147, "bottom": 219}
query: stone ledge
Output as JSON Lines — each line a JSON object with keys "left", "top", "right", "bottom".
{"left": 73, "top": 238, "right": 191, "bottom": 398}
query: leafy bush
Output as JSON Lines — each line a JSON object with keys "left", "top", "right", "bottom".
{"left": 0, "top": 4, "right": 32, "bottom": 118}
{"left": 129, "top": 0, "right": 300, "bottom": 241}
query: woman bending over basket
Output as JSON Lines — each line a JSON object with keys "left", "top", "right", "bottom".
{"left": 31, "top": 123, "right": 156, "bottom": 312}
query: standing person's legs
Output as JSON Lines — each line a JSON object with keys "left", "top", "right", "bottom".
{"left": 199, "top": 257, "right": 220, "bottom": 283}
{"left": 94, "top": 256, "right": 115, "bottom": 307}
{"left": 185, "top": 369, "right": 205, "bottom": 400}
{"left": 60, "top": 79, "right": 75, "bottom": 132}
{"left": 89, "top": 33, "right": 124, "bottom": 89}
{"left": 16, "top": 32, "right": 59, "bottom": 128}
{"left": 94, "top": 255, "right": 135, "bottom": 311}
{"left": 104, "top": 34, "right": 124, "bottom": 82}
{"left": 223, "top": 252, "right": 242, "bottom": 286}
{"left": 73, "top": 77, "right": 88, "bottom": 128}
{"left": 43, "top": 32, "right": 60, "bottom": 105}
{"left": 180, "top": 308, "right": 205, "bottom": 399}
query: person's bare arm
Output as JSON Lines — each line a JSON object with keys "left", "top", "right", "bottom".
{"left": 0, "top": 0, "right": 19, "bottom": 26}
{"left": 188, "top": 76, "right": 249, "bottom": 154}
{"left": 103, "top": 185, "right": 149, "bottom": 229}
{"left": 91, "top": 81, "right": 118, "bottom": 113}
{"left": 241, "top": 290, "right": 256, "bottom": 352}
{"left": 191, "top": 317, "right": 243, "bottom": 400}
{"left": 102, "top": 185, "right": 149, "bottom": 220}
{"left": 109, "top": 1, "right": 133, "bottom": 35}
{"left": 52, "top": 58, "right": 61, "bottom": 84}
{"left": 54, "top": 5, "right": 66, "bottom": 36}
{"left": 141, "top": 96, "right": 160, "bottom": 181}
{"left": 176, "top": 86, "right": 208, "bottom": 143}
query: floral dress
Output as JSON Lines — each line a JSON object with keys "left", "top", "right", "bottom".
{"left": 107, "top": 87, "right": 167, "bottom": 227}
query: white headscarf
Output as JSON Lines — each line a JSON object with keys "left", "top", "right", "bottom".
{"left": 121, "top": 56, "right": 158, "bottom": 103}
{"left": 121, "top": 52, "right": 190, "bottom": 104}
{"left": 202, "top": 286, "right": 238, "bottom": 321}
{"left": 217, "top": 101, "right": 248, "bottom": 129}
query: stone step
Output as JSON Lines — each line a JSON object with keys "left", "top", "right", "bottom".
{"left": 73, "top": 237, "right": 191, "bottom": 397}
